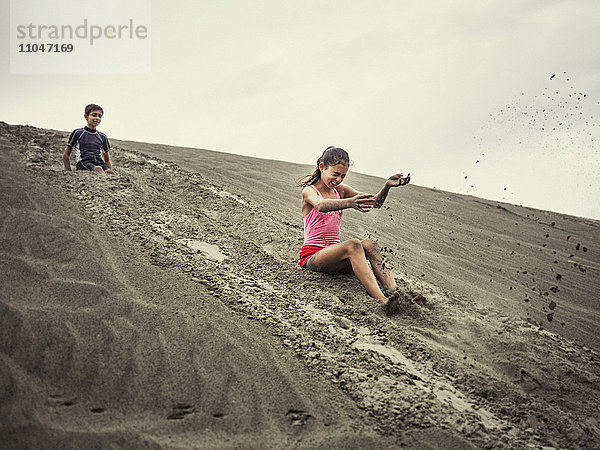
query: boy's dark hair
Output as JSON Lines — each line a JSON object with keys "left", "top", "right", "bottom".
{"left": 84, "top": 104, "right": 104, "bottom": 115}
{"left": 298, "top": 146, "right": 350, "bottom": 187}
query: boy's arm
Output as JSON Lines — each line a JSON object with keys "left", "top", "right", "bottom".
{"left": 103, "top": 135, "right": 112, "bottom": 168}
{"left": 102, "top": 151, "right": 112, "bottom": 168}
{"left": 63, "top": 145, "right": 72, "bottom": 171}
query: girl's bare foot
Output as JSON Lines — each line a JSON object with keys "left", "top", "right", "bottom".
{"left": 411, "top": 293, "right": 427, "bottom": 307}
{"left": 381, "top": 288, "right": 427, "bottom": 315}
{"left": 384, "top": 291, "right": 401, "bottom": 316}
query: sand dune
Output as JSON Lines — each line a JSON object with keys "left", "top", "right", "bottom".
{"left": 1, "top": 121, "right": 599, "bottom": 448}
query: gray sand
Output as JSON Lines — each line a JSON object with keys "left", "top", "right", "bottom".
{"left": 1, "top": 121, "right": 599, "bottom": 448}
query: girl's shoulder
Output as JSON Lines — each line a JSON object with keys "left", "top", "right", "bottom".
{"left": 302, "top": 184, "right": 319, "bottom": 202}
{"left": 302, "top": 184, "right": 317, "bottom": 195}
{"left": 336, "top": 183, "right": 359, "bottom": 198}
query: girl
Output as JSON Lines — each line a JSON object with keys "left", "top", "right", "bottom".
{"left": 299, "top": 146, "right": 425, "bottom": 315}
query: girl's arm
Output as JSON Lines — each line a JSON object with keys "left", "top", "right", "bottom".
{"left": 303, "top": 186, "right": 374, "bottom": 214}
{"left": 373, "top": 173, "right": 409, "bottom": 208}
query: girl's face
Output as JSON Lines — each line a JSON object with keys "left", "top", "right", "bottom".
{"left": 320, "top": 162, "right": 348, "bottom": 189}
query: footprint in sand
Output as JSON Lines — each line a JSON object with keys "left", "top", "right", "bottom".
{"left": 286, "top": 409, "right": 312, "bottom": 426}
{"left": 518, "top": 367, "right": 544, "bottom": 392}
{"left": 47, "top": 394, "right": 76, "bottom": 407}
{"left": 167, "top": 403, "right": 196, "bottom": 420}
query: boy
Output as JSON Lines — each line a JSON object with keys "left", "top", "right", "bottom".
{"left": 63, "top": 104, "right": 114, "bottom": 173}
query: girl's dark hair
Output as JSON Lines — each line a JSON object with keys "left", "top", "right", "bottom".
{"left": 297, "top": 146, "right": 350, "bottom": 187}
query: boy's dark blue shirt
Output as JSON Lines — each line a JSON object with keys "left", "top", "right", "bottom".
{"left": 67, "top": 126, "right": 110, "bottom": 163}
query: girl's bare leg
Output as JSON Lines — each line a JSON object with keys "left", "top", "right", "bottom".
{"left": 361, "top": 239, "right": 397, "bottom": 291}
{"left": 362, "top": 239, "right": 427, "bottom": 307}
{"left": 306, "top": 239, "right": 387, "bottom": 301}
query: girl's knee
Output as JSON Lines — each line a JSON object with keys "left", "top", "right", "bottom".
{"left": 345, "top": 238, "right": 364, "bottom": 256}
{"left": 361, "top": 238, "right": 379, "bottom": 255}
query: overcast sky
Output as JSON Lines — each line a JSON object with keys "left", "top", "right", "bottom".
{"left": 2, "top": 0, "right": 599, "bottom": 219}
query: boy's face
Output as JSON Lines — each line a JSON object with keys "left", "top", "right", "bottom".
{"left": 85, "top": 110, "right": 103, "bottom": 129}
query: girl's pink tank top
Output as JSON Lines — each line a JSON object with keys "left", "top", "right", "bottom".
{"left": 303, "top": 185, "right": 342, "bottom": 247}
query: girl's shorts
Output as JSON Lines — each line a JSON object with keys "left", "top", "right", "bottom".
{"left": 299, "top": 245, "right": 324, "bottom": 268}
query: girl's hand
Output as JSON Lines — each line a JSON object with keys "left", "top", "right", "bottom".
{"left": 386, "top": 173, "right": 410, "bottom": 187}
{"left": 349, "top": 193, "right": 376, "bottom": 212}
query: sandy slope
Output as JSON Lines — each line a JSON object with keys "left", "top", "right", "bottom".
{"left": 1, "top": 121, "right": 599, "bottom": 448}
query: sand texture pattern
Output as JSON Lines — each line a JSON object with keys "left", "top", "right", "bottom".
{"left": 1, "top": 121, "right": 599, "bottom": 449}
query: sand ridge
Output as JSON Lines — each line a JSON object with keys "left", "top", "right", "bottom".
{"left": 1, "top": 121, "right": 599, "bottom": 448}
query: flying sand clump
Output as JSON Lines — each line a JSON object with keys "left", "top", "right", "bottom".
{"left": 466, "top": 71, "right": 600, "bottom": 198}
